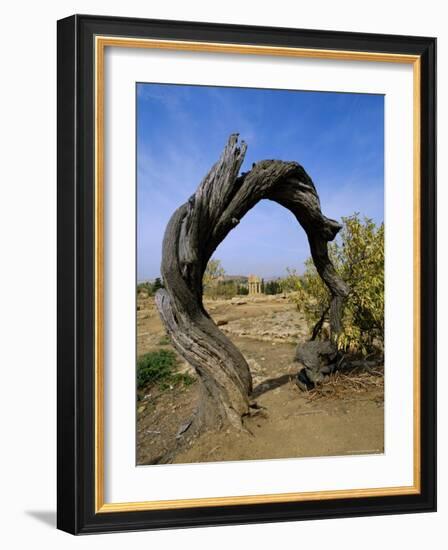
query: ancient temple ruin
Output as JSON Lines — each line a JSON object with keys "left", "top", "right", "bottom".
{"left": 248, "top": 274, "right": 262, "bottom": 295}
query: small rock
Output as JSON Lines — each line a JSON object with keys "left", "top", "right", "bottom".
{"left": 231, "top": 298, "right": 247, "bottom": 305}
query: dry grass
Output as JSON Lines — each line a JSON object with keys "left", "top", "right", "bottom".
{"left": 304, "top": 365, "right": 384, "bottom": 402}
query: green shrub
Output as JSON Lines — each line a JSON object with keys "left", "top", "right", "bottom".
{"left": 137, "top": 350, "right": 177, "bottom": 388}
{"left": 291, "top": 214, "right": 384, "bottom": 355}
{"left": 279, "top": 267, "right": 302, "bottom": 293}
{"left": 137, "top": 349, "right": 195, "bottom": 390}
{"left": 137, "top": 281, "right": 153, "bottom": 296}
{"left": 137, "top": 278, "right": 164, "bottom": 297}
{"left": 264, "top": 280, "right": 282, "bottom": 295}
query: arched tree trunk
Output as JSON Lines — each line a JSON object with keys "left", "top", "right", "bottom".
{"left": 155, "top": 134, "right": 348, "bottom": 440}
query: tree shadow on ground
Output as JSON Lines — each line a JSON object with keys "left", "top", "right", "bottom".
{"left": 251, "top": 374, "right": 292, "bottom": 399}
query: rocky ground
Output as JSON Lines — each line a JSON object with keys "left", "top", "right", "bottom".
{"left": 136, "top": 294, "right": 384, "bottom": 465}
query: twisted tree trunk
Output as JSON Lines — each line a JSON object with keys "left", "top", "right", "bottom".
{"left": 155, "top": 134, "right": 347, "bottom": 440}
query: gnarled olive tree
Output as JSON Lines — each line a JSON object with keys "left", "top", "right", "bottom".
{"left": 155, "top": 134, "right": 347, "bottom": 439}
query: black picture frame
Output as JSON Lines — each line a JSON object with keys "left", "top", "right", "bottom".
{"left": 57, "top": 14, "right": 436, "bottom": 534}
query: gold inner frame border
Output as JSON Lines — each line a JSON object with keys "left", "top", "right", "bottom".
{"left": 94, "top": 36, "right": 421, "bottom": 513}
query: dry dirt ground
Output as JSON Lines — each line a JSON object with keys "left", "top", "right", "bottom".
{"left": 136, "top": 294, "right": 384, "bottom": 465}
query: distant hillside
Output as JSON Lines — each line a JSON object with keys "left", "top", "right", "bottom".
{"left": 221, "top": 275, "right": 248, "bottom": 282}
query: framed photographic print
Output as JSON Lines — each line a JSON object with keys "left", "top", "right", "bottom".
{"left": 57, "top": 14, "right": 436, "bottom": 534}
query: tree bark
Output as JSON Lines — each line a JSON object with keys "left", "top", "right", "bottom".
{"left": 155, "top": 134, "right": 348, "bottom": 438}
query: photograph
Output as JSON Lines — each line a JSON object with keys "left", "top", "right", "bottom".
{"left": 135, "top": 83, "right": 385, "bottom": 466}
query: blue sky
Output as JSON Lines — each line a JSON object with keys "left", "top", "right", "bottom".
{"left": 137, "top": 83, "right": 384, "bottom": 281}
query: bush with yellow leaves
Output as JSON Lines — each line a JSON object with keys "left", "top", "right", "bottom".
{"left": 291, "top": 213, "right": 384, "bottom": 355}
